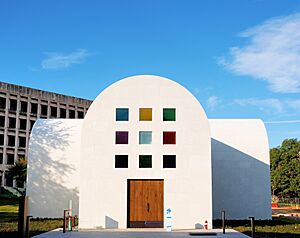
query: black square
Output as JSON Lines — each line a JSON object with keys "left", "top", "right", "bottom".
{"left": 115, "top": 155, "right": 128, "bottom": 168}
{"left": 139, "top": 155, "right": 152, "bottom": 168}
{"left": 163, "top": 155, "right": 176, "bottom": 168}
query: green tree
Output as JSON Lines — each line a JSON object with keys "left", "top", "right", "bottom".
{"left": 6, "top": 157, "right": 27, "bottom": 189}
{"left": 270, "top": 139, "right": 300, "bottom": 197}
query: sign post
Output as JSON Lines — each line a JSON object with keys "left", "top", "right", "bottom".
{"left": 68, "top": 200, "right": 72, "bottom": 231}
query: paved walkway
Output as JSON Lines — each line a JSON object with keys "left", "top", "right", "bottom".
{"left": 34, "top": 229, "right": 250, "bottom": 238}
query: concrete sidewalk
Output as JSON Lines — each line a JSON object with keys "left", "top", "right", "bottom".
{"left": 33, "top": 229, "right": 250, "bottom": 238}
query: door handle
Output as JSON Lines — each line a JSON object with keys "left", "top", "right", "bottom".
{"left": 147, "top": 203, "right": 150, "bottom": 212}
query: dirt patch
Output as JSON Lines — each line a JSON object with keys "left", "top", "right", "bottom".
{"left": 272, "top": 207, "right": 300, "bottom": 220}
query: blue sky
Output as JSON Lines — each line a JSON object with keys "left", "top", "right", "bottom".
{"left": 1, "top": 0, "right": 300, "bottom": 148}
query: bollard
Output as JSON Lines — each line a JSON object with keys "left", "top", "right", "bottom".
{"left": 204, "top": 220, "right": 208, "bottom": 230}
{"left": 63, "top": 210, "right": 69, "bottom": 233}
{"left": 249, "top": 217, "right": 255, "bottom": 238}
{"left": 18, "top": 196, "right": 28, "bottom": 238}
{"left": 221, "top": 210, "right": 225, "bottom": 234}
{"left": 26, "top": 216, "right": 32, "bottom": 238}
{"left": 68, "top": 200, "right": 72, "bottom": 231}
{"left": 72, "top": 215, "right": 78, "bottom": 228}
{"left": 69, "top": 215, "right": 73, "bottom": 231}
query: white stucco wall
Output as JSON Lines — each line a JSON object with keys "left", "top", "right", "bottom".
{"left": 26, "top": 77, "right": 271, "bottom": 225}
{"left": 209, "top": 119, "right": 272, "bottom": 220}
{"left": 26, "top": 119, "right": 82, "bottom": 218}
{"left": 79, "top": 75, "right": 212, "bottom": 229}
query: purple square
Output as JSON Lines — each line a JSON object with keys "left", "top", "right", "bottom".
{"left": 116, "top": 131, "right": 128, "bottom": 144}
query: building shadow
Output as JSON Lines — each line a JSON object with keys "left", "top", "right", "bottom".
{"left": 211, "top": 138, "right": 272, "bottom": 220}
{"left": 105, "top": 216, "right": 119, "bottom": 229}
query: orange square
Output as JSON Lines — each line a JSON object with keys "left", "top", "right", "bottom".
{"left": 139, "top": 108, "right": 152, "bottom": 121}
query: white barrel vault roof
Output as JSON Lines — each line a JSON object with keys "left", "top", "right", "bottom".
{"left": 79, "top": 75, "right": 212, "bottom": 229}
{"left": 209, "top": 119, "right": 271, "bottom": 220}
{"left": 27, "top": 119, "right": 82, "bottom": 217}
{"left": 25, "top": 75, "right": 272, "bottom": 225}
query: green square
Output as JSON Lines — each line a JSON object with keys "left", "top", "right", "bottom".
{"left": 163, "top": 108, "right": 176, "bottom": 121}
{"left": 139, "top": 155, "right": 152, "bottom": 168}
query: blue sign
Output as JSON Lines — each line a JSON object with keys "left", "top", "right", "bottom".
{"left": 165, "top": 208, "right": 172, "bottom": 231}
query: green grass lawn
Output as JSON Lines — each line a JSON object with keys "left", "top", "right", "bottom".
{"left": 234, "top": 222, "right": 300, "bottom": 238}
{"left": 214, "top": 218, "right": 300, "bottom": 237}
{"left": 0, "top": 218, "right": 63, "bottom": 238}
{"left": 0, "top": 195, "right": 19, "bottom": 223}
{"left": 0, "top": 191, "right": 62, "bottom": 238}
{"left": 1, "top": 191, "right": 299, "bottom": 238}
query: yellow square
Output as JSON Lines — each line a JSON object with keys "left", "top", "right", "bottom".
{"left": 139, "top": 108, "right": 152, "bottom": 121}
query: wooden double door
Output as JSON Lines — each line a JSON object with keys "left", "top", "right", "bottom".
{"left": 128, "top": 179, "right": 164, "bottom": 228}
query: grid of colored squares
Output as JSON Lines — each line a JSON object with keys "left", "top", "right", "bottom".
{"left": 115, "top": 131, "right": 176, "bottom": 144}
{"left": 115, "top": 155, "right": 176, "bottom": 168}
{"left": 116, "top": 108, "right": 176, "bottom": 121}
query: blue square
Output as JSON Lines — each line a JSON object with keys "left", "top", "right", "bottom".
{"left": 139, "top": 131, "right": 152, "bottom": 144}
{"left": 116, "top": 108, "right": 129, "bottom": 121}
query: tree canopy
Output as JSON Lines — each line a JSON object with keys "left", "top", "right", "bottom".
{"left": 270, "top": 138, "right": 300, "bottom": 198}
{"left": 6, "top": 157, "right": 27, "bottom": 189}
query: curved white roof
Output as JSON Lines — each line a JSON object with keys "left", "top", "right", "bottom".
{"left": 26, "top": 75, "right": 271, "bottom": 227}
{"left": 79, "top": 75, "right": 212, "bottom": 229}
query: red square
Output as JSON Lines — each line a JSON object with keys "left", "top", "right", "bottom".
{"left": 163, "top": 132, "right": 176, "bottom": 144}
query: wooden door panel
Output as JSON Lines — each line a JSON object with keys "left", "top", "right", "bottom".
{"left": 129, "top": 180, "right": 145, "bottom": 221}
{"left": 128, "top": 180, "right": 163, "bottom": 228}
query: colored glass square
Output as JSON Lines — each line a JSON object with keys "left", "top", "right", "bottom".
{"left": 163, "top": 155, "right": 176, "bottom": 168}
{"left": 139, "top": 155, "right": 152, "bottom": 168}
{"left": 163, "top": 108, "right": 176, "bottom": 121}
{"left": 139, "top": 108, "right": 152, "bottom": 121}
{"left": 163, "top": 131, "right": 176, "bottom": 144}
{"left": 139, "top": 131, "right": 152, "bottom": 144}
{"left": 115, "top": 131, "right": 128, "bottom": 144}
{"left": 115, "top": 155, "right": 128, "bottom": 168}
{"left": 116, "top": 108, "right": 129, "bottom": 121}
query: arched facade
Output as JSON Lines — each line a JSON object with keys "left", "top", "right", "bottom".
{"left": 79, "top": 75, "right": 212, "bottom": 229}
{"left": 26, "top": 75, "right": 272, "bottom": 230}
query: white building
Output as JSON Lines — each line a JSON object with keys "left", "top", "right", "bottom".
{"left": 26, "top": 75, "right": 272, "bottom": 230}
